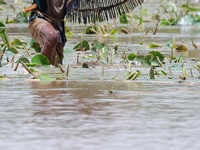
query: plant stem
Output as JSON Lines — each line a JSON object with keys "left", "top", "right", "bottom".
{"left": 0, "top": 45, "right": 7, "bottom": 67}
{"left": 58, "top": 64, "right": 65, "bottom": 73}
{"left": 156, "top": 56, "right": 164, "bottom": 67}
{"left": 66, "top": 64, "right": 69, "bottom": 77}
{"left": 170, "top": 48, "right": 173, "bottom": 63}
{"left": 14, "top": 60, "right": 20, "bottom": 71}
{"left": 21, "top": 62, "right": 32, "bottom": 74}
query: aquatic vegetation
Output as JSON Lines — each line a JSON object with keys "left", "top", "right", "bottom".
{"left": 0, "top": 0, "right": 6, "bottom": 5}
{"left": 31, "top": 54, "right": 51, "bottom": 66}
{"left": 125, "top": 70, "right": 141, "bottom": 80}
{"left": 30, "top": 38, "right": 41, "bottom": 52}
{"left": 73, "top": 40, "right": 90, "bottom": 51}
{"left": 160, "top": 1, "right": 200, "bottom": 26}
{"left": 0, "top": 0, "right": 199, "bottom": 82}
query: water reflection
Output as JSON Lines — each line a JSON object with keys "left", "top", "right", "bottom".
{"left": 30, "top": 81, "right": 142, "bottom": 117}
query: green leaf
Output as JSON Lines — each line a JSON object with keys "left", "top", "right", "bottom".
{"left": 0, "top": 21, "right": 5, "bottom": 29}
{"left": 0, "top": 0, "right": 6, "bottom": 5}
{"left": 92, "top": 41, "right": 108, "bottom": 51}
{"left": 174, "top": 54, "right": 183, "bottom": 63}
{"left": 120, "top": 14, "right": 128, "bottom": 24}
{"left": 30, "top": 38, "right": 41, "bottom": 52}
{"left": 148, "top": 42, "right": 162, "bottom": 48}
{"left": 15, "top": 12, "right": 28, "bottom": 23}
{"left": 149, "top": 51, "right": 165, "bottom": 62}
{"left": 163, "top": 2, "right": 177, "bottom": 13}
{"left": 110, "top": 29, "right": 117, "bottom": 35}
{"left": 11, "top": 39, "right": 26, "bottom": 47}
{"left": 7, "top": 47, "right": 18, "bottom": 53}
{"left": 157, "top": 70, "right": 168, "bottom": 76}
{"left": 31, "top": 54, "right": 50, "bottom": 65}
{"left": 18, "top": 56, "right": 30, "bottom": 63}
{"left": 128, "top": 53, "right": 137, "bottom": 61}
{"left": 26, "top": 63, "right": 37, "bottom": 67}
{"left": 124, "top": 71, "right": 131, "bottom": 78}
{"left": 73, "top": 40, "right": 90, "bottom": 51}
{"left": 39, "top": 74, "right": 55, "bottom": 81}
{"left": 85, "top": 25, "right": 98, "bottom": 34}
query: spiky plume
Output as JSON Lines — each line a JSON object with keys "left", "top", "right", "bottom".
{"left": 66, "top": 0, "right": 144, "bottom": 24}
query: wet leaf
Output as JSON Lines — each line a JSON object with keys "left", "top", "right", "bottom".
{"left": 126, "top": 71, "right": 141, "bottom": 80}
{"left": 128, "top": 53, "right": 137, "bottom": 61}
{"left": 26, "top": 63, "right": 37, "bottom": 67}
{"left": 163, "top": 2, "right": 177, "bottom": 13}
{"left": 0, "top": 0, "right": 6, "bottom": 5}
{"left": 7, "top": 47, "right": 18, "bottom": 53}
{"left": 160, "top": 18, "right": 176, "bottom": 26}
{"left": 156, "top": 70, "right": 168, "bottom": 76}
{"left": 30, "top": 38, "right": 41, "bottom": 52}
{"left": 39, "top": 74, "right": 55, "bottom": 81}
{"left": 73, "top": 40, "right": 90, "bottom": 51}
{"left": 182, "top": 4, "right": 200, "bottom": 12}
{"left": 0, "top": 21, "right": 5, "bottom": 32}
{"left": 15, "top": 12, "right": 28, "bottom": 23}
{"left": 175, "top": 43, "right": 188, "bottom": 51}
{"left": 124, "top": 71, "right": 131, "bottom": 78}
{"left": 0, "top": 75, "right": 10, "bottom": 81}
{"left": 18, "top": 56, "right": 30, "bottom": 63}
{"left": 31, "top": 54, "right": 50, "bottom": 65}
{"left": 92, "top": 41, "right": 108, "bottom": 52}
{"left": 148, "top": 42, "right": 162, "bottom": 48}
{"left": 174, "top": 54, "right": 183, "bottom": 63}
{"left": 120, "top": 14, "right": 128, "bottom": 24}
{"left": 110, "top": 29, "right": 117, "bottom": 35}
{"left": 82, "top": 62, "right": 89, "bottom": 68}
{"left": 120, "top": 27, "right": 129, "bottom": 34}
{"left": 85, "top": 25, "right": 98, "bottom": 34}
{"left": 11, "top": 39, "right": 26, "bottom": 47}
{"left": 149, "top": 51, "right": 165, "bottom": 62}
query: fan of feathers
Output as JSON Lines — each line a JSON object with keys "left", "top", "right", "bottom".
{"left": 66, "top": 0, "right": 144, "bottom": 24}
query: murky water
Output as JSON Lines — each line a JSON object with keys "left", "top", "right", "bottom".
{"left": 1, "top": 0, "right": 200, "bottom": 150}
{"left": 0, "top": 81, "right": 200, "bottom": 150}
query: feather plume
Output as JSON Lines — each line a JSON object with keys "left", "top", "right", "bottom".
{"left": 66, "top": 0, "right": 144, "bottom": 24}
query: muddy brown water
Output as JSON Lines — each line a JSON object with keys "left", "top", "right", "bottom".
{"left": 1, "top": 0, "right": 200, "bottom": 150}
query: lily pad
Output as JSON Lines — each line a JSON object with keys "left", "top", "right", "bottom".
{"left": 149, "top": 51, "right": 165, "bottom": 62}
{"left": 19, "top": 56, "right": 30, "bottom": 63}
{"left": 92, "top": 41, "right": 108, "bottom": 51}
{"left": 128, "top": 53, "right": 137, "bottom": 61}
{"left": 11, "top": 39, "right": 26, "bottom": 47}
{"left": 73, "top": 40, "right": 90, "bottom": 51}
{"left": 39, "top": 74, "right": 55, "bottom": 81}
{"left": 7, "top": 47, "right": 18, "bottom": 54}
{"left": 31, "top": 54, "right": 50, "bottom": 65}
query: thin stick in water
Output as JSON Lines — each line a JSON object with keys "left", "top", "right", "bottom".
{"left": 58, "top": 64, "right": 65, "bottom": 73}
{"left": 21, "top": 62, "right": 32, "bottom": 74}
{"left": 14, "top": 60, "right": 20, "bottom": 71}
{"left": 0, "top": 45, "right": 7, "bottom": 67}
{"left": 66, "top": 64, "right": 69, "bottom": 77}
